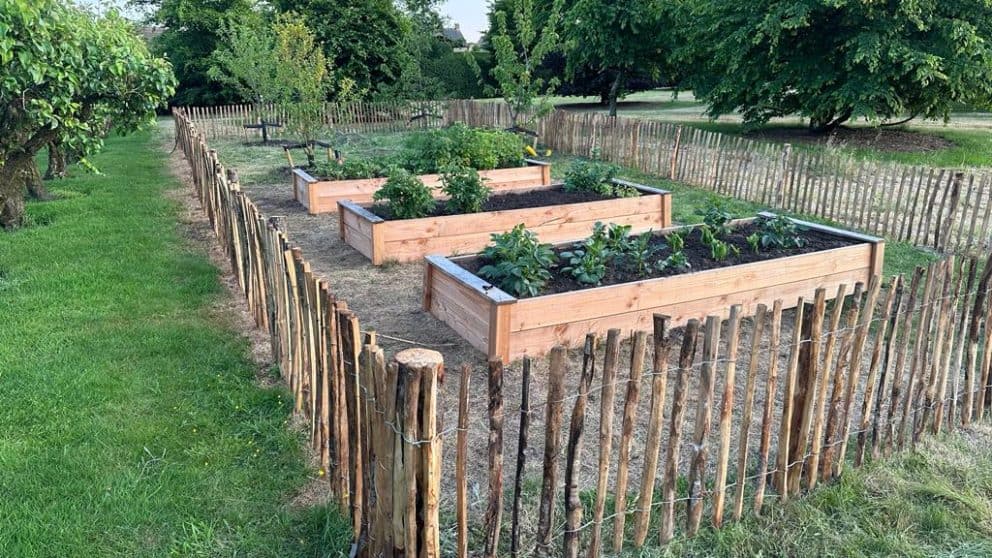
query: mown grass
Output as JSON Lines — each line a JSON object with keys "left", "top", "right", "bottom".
{"left": 0, "top": 129, "right": 350, "bottom": 557}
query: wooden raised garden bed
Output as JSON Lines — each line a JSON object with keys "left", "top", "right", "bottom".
{"left": 292, "top": 159, "right": 553, "bottom": 214}
{"left": 422, "top": 213, "right": 885, "bottom": 362}
{"left": 338, "top": 180, "right": 673, "bottom": 265}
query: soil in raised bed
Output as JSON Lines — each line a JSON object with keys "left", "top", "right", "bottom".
{"left": 459, "top": 222, "right": 863, "bottom": 297}
{"left": 368, "top": 185, "right": 625, "bottom": 221}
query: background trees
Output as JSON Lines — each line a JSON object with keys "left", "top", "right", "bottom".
{"left": 0, "top": 1, "right": 175, "bottom": 229}
{"left": 682, "top": 0, "right": 992, "bottom": 131}
{"left": 563, "top": 0, "right": 673, "bottom": 116}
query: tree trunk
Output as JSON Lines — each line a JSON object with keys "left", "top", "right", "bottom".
{"left": 44, "top": 141, "right": 68, "bottom": 180}
{"left": 24, "top": 160, "right": 51, "bottom": 200}
{"left": 0, "top": 156, "right": 36, "bottom": 229}
{"left": 304, "top": 142, "right": 317, "bottom": 168}
{"left": 607, "top": 70, "right": 625, "bottom": 118}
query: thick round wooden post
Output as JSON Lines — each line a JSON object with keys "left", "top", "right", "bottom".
{"left": 393, "top": 348, "right": 444, "bottom": 558}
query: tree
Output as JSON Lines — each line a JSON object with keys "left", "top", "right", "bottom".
{"left": 272, "top": 0, "right": 412, "bottom": 97}
{"left": 563, "top": 0, "right": 672, "bottom": 116}
{"left": 208, "top": 14, "right": 283, "bottom": 104}
{"left": 486, "top": 0, "right": 566, "bottom": 130}
{"left": 136, "top": 0, "right": 255, "bottom": 105}
{"left": 0, "top": 2, "right": 175, "bottom": 229}
{"left": 683, "top": 0, "right": 992, "bottom": 132}
{"left": 273, "top": 15, "right": 354, "bottom": 167}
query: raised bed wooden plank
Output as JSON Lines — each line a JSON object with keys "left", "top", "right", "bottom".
{"left": 424, "top": 215, "right": 884, "bottom": 362}
{"left": 341, "top": 183, "right": 672, "bottom": 265}
{"left": 294, "top": 160, "right": 552, "bottom": 215}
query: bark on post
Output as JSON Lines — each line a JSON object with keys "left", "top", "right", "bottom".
{"left": 633, "top": 316, "right": 672, "bottom": 548}
{"left": 563, "top": 335, "right": 597, "bottom": 558}
{"left": 660, "top": 320, "right": 700, "bottom": 544}
{"left": 510, "top": 358, "right": 531, "bottom": 557}
{"left": 535, "top": 347, "right": 567, "bottom": 556}
{"left": 484, "top": 358, "right": 505, "bottom": 558}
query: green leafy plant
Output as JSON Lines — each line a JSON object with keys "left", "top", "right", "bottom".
{"left": 317, "top": 157, "right": 386, "bottom": 180}
{"left": 660, "top": 251, "right": 690, "bottom": 272}
{"left": 441, "top": 165, "right": 491, "bottom": 214}
{"left": 563, "top": 160, "right": 621, "bottom": 196}
{"left": 478, "top": 225, "right": 558, "bottom": 297}
{"left": 760, "top": 215, "right": 808, "bottom": 249}
{"left": 622, "top": 231, "right": 663, "bottom": 277}
{"left": 709, "top": 238, "right": 740, "bottom": 262}
{"left": 614, "top": 184, "right": 640, "bottom": 198}
{"left": 666, "top": 230, "right": 685, "bottom": 253}
{"left": 561, "top": 231, "right": 611, "bottom": 286}
{"left": 698, "top": 201, "right": 735, "bottom": 239}
{"left": 404, "top": 123, "right": 524, "bottom": 173}
{"left": 747, "top": 232, "right": 761, "bottom": 254}
{"left": 372, "top": 170, "right": 436, "bottom": 220}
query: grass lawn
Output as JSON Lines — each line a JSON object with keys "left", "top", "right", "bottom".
{"left": 659, "top": 424, "right": 992, "bottom": 557}
{"left": 0, "top": 129, "right": 350, "bottom": 556}
{"left": 549, "top": 90, "right": 992, "bottom": 168}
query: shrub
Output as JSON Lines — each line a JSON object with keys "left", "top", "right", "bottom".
{"left": 404, "top": 123, "right": 524, "bottom": 173}
{"left": 563, "top": 160, "right": 621, "bottom": 196}
{"left": 478, "top": 224, "right": 558, "bottom": 297}
{"left": 441, "top": 165, "right": 491, "bottom": 214}
{"left": 372, "top": 170, "right": 436, "bottom": 220}
{"left": 316, "top": 157, "right": 387, "bottom": 180}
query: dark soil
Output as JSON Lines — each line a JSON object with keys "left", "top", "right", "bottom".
{"left": 460, "top": 222, "right": 862, "bottom": 297}
{"left": 369, "top": 186, "right": 623, "bottom": 220}
{"left": 741, "top": 127, "right": 954, "bottom": 153}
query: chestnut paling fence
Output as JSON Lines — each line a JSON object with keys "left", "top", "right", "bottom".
{"left": 182, "top": 100, "right": 447, "bottom": 140}
{"left": 174, "top": 105, "right": 992, "bottom": 557}
{"left": 183, "top": 99, "right": 992, "bottom": 255}
{"left": 447, "top": 100, "right": 992, "bottom": 255}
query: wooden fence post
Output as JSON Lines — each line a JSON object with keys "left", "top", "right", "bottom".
{"left": 484, "top": 359, "right": 505, "bottom": 558}
{"left": 563, "top": 336, "right": 597, "bottom": 558}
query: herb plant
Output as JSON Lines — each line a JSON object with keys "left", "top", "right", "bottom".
{"left": 441, "top": 165, "right": 491, "bottom": 214}
{"left": 405, "top": 123, "right": 525, "bottom": 173}
{"left": 660, "top": 251, "right": 690, "bottom": 271}
{"left": 760, "top": 215, "right": 808, "bottom": 249}
{"left": 478, "top": 225, "right": 558, "bottom": 297}
{"left": 372, "top": 170, "right": 436, "bottom": 220}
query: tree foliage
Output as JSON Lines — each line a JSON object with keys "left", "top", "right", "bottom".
{"left": 683, "top": 0, "right": 992, "bottom": 131}
{"left": 271, "top": 0, "right": 412, "bottom": 97}
{"left": 208, "top": 13, "right": 283, "bottom": 104}
{"left": 137, "top": 0, "right": 254, "bottom": 105}
{"left": 0, "top": 0, "right": 175, "bottom": 228}
{"left": 487, "top": 0, "right": 566, "bottom": 129}
{"left": 563, "top": 0, "right": 672, "bottom": 115}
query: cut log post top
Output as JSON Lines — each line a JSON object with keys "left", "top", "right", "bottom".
{"left": 394, "top": 348, "right": 445, "bottom": 379}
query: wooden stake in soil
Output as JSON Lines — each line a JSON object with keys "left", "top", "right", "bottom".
{"left": 754, "top": 300, "right": 784, "bottom": 514}
{"left": 776, "top": 298, "right": 805, "bottom": 501}
{"left": 836, "top": 276, "right": 882, "bottom": 475}
{"left": 612, "top": 330, "right": 648, "bottom": 554}
{"left": 885, "top": 269, "right": 923, "bottom": 451}
{"left": 564, "top": 335, "right": 598, "bottom": 558}
{"left": 510, "top": 358, "right": 531, "bottom": 558}
{"left": 587, "top": 330, "right": 622, "bottom": 558}
{"left": 484, "top": 358, "right": 505, "bottom": 558}
{"left": 713, "top": 306, "right": 743, "bottom": 528}
{"left": 456, "top": 364, "right": 471, "bottom": 558}
{"left": 633, "top": 316, "right": 673, "bottom": 548}
{"left": 807, "top": 285, "right": 847, "bottom": 490}
{"left": 535, "top": 347, "right": 567, "bottom": 556}
{"left": 734, "top": 304, "right": 767, "bottom": 520}
{"left": 788, "top": 289, "right": 826, "bottom": 495}
{"left": 660, "top": 319, "right": 701, "bottom": 545}
{"left": 855, "top": 276, "right": 899, "bottom": 467}
{"left": 687, "top": 316, "right": 721, "bottom": 536}
{"left": 410, "top": 349, "right": 444, "bottom": 558}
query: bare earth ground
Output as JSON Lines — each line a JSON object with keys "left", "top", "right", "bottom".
{"left": 192, "top": 124, "right": 896, "bottom": 549}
